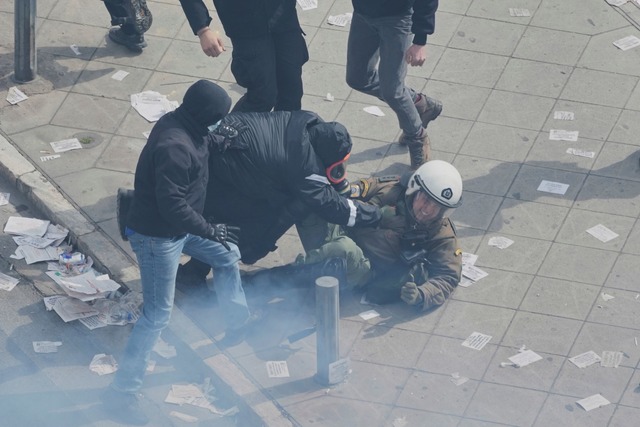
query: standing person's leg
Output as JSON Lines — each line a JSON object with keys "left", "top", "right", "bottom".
{"left": 182, "top": 236, "right": 250, "bottom": 330}
{"left": 345, "top": 12, "right": 384, "bottom": 98}
{"left": 104, "top": 232, "right": 185, "bottom": 424}
{"left": 103, "top": 0, "right": 152, "bottom": 52}
{"left": 273, "top": 29, "right": 309, "bottom": 111}
{"left": 230, "top": 37, "right": 278, "bottom": 112}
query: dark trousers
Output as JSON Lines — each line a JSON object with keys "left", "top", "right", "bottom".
{"left": 230, "top": 30, "right": 308, "bottom": 112}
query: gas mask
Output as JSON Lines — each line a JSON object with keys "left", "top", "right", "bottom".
{"left": 326, "top": 153, "right": 350, "bottom": 196}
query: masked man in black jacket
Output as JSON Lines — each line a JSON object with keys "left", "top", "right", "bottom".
{"left": 177, "top": 110, "right": 383, "bottom": 284}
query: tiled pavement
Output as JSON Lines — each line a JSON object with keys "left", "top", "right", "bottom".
{"left": 1, "top": 0, "right": 640, "bottom": 426}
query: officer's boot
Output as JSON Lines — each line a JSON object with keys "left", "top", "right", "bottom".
{"left": 244, "top": 257, "right": 347, "bottom": 289}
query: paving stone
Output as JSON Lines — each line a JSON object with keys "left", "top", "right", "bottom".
{"left": 539, "top": 243, "right": 617, "bottom": 286}
{"left": 570, "top": 322, "right": 640, "bottom": 368}
{"left": 501, "top": 311, "right": 583, "bottom": 355}
{"left": 397, "top": 370, "right": 478, "bottom": 416}
{"left": 432, "top": 49, "right": 508, "bottom": 88}
{"left": 574, "top": 175, "right": 640, "bottom": 218}
{"left": 561, "top": 68, "right": 637, "bottom": 109}
{"left": 496, "top": 58, "right": 571, "bottom": 99}
{"left": 465, "top": 382, "right": 547, "bottom": 426}
{"left": 416, "top": 335, "right": 497, "bottom": 379}
{"left": 433, "top": 300, "right": 515, "bottom": 341}
{"left": 460, "top": 122, "right": 538, "bottom": 163}
{"left": 520, "top": 276, "right": 600, "bottom": 321}
{"left": 530, "top": 0, "right": 628, "bottom": 35}
{"left": 449, "top": 16, "right": 526, "bottom": 56}
{"left": 484, "top": 346, "right": 564, "bottom": 392}
{"left": 473, "top": 233, "right": 552, "bottom": 275}
{"left": 552, "top": 363, "right": 635, "bottom": 403}
{"left": 507, "top": 164, "right": 586, "bottom": 207}
{"left": 533, "top": 393, "right": 615, "bottom": 427}
{"left": 555, "top": 210, "right": 635, "bottom": 251}
{"left": 513, "top": 26, "right": 589, "bottom": 66}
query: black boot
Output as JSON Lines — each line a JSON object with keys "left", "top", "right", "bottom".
{"left": 244, "top": 257, "right": 347, "bottom": 289}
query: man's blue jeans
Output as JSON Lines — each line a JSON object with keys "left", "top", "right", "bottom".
{"left": 346, "top": 11, "right": 422, "bottom": 137}
{"left": 112, "top": 231, "right": 249, "bottom": 394}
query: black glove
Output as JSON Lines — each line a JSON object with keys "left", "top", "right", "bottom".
{"left": 205, "top": 223, "right": 240, "bottom": 251}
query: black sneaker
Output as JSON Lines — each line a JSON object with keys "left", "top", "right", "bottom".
{"left": 108, "top": 28, "right": 147, "bottom": 52}
{"left": 100, "top": 388, "right": 150, "bottom": 426}
{"left": 219, "top": 311, "right": 262, "bottom": 348}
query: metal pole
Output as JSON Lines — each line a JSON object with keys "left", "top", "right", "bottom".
{"left": 14, "top": 0, "right": 37, "bottom": 83}
{"left": 315, "top": 275, "right": 339, "bottom": 385}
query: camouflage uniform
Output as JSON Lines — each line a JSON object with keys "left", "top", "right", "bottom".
{"left": 299, "top": 175, "right": 462, "bottom": 311}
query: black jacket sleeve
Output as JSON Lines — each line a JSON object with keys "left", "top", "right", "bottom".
{"left": 411, "top": 0, "right": 438, "bottom": 45}
{"left": 179, "top": 0, "right": 213, "bottom": 35}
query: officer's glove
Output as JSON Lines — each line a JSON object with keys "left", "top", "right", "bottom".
{"left": 205, "top": 223, "right": 240, "bottom": 251}
{"left": 401, "top": 281, "right": 424, "bottom": 306}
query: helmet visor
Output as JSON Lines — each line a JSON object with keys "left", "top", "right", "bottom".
{"left": 411, "top": 191, "right": 455, "bottom": 225}
{"left": 326, "top": 153, "right": 350, "bottom": 184}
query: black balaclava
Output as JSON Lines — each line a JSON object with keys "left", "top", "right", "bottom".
{"left": 308, "top": 122, "right": 352, "bottom": 167}
{"left": 176, "top": 80, "right": 231, "bottom": 136}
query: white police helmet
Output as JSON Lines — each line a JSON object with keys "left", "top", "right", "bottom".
{"left": 406, "top": 160, "right": 463, "bottom": 208}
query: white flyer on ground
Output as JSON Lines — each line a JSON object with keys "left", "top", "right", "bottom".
{"left": 0, "top": 272, "right": 20, "bottom": 291}
{"left": 130, "top": 91, "right": 179, "bottom": 122}
{"left": 13, "top": 235, "right": 56, "bottom": 249}
{"left": 266, "top": 361, "right": 290, "bottom": 378}
{"left": 569, "top": 350, "right": 601, "bottom": 368}
{"left": 601, "top": 292, "right": 615, "bottom": 301}
{"left": 70, "top": 44, "right": 81, "bottom": 55}
{"left": 363, "top": 106, "right": 385, "bottom": 117}
{"left": 325, "top": 92, "right": 335, "bottom": 102}
{"left": 606, "top": 0, "right": 627, "bottom": 5}
{"left": 537, "top": 180, "right": 569, "bottom": 195}
{"left": 508, "top": 349, "right": 542, "bottom": 367}
{"left": 488, "top": 236, "right": 514, "bottom": 249}
{"left": 89, "top": 353, "right": 118, "bottom": 375}
{"left": 508, "top": 8, "right": 531, "bottom": 17}
{"left": 41, "top": 154, "right": 61, "bottom": 162}
{"left": 33, "top": 341, "right": 62, "bottom": 353}
{"left": 79, "top": 315, "right": 108, "bottom": 330}
{"left": 6, "top": 86, "right": 28, "bottom": 105}
{"left": 600, "top": 351, "right": 623, "bottom": 368}
{"left": 462, "top": 264, "right": 488, "bottom": 282}
{"left": 566, "top": 148, "right": 595, "bottom": 158}
{"left": 462, "top": 332, "right": 492, "bottom": 351}
{"left": 52, "top": 297, "right": 99, "bottom": 322}
{"left": 50, "top": 138, "right": 82, "bottom": 153}
{"left": 153, "top": 337, "right": 177, "bottom": 359}
{"left": 576, "top": 394, "right": 611, "bottom": 411}
{"left": 4, "top": 216, "right": 50, "bottom": 237}
{"left": 450, "top": 372, "right": 469, "bottom": 386}
{"left": 613, "top": 35, "right": 640, "bottom": 51}
{"left": 170, "top": 411, "right": 198, "bottom": 423}
{"left": 554, "top": 111, "right": 575, "bottom": 120}
{"left": 586, "top": 224, "right": 619, "bottom": 243}
{"left": 327, "top": 13, "right": 352, "bottom": 27}
{"left": 0, "top": 192, "right": 9, "bottom": 206}
{"left": 359, "top": 309, "right": 380, "bottom": 320}
{"left": 458, "top": 277, "right": 475, "bottom": 288}
{"left": 111, "top": 70, "right": 130, "bottom": 81}
{"left": 461, "top": 252, "right": 478, "bottom": 266}
{"left": 549, "top": 129, "right": 579, "bottom": 141}
{"left": 296, "top": 0, "right": 317, "bottom": 10}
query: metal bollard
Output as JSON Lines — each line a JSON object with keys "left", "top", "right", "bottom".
{"left": 315, "top": 276, "right": 340, "bottom": 385}
{"left": 14, "top": 0, "right": 37, "bottom": 83}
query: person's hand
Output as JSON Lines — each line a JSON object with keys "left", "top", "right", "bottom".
{"left": 401, "top": 281, "right": 424, "bottom": 305}
{"left": 405, "top": 44, "right": 426, "bottom": 67}
{"left": 206, "top": 223, "right": 240, "bottom": 251}
{"left": 198, "top": 28, "right": 226, "bottom": 57}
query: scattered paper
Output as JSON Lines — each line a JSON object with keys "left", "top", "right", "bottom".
{"left": 569, "top": 350, "right": 601, "bottom": 368}
{"left": 266, "top": 361, "right": 290, "bottom": 378}
{"left": 89, "top": 353, "right": 118, "bottom": 375}
{"left": 537, "top": 180, "right": 569, "bottom": 195}
{"left": 52, "top": 297, "right": 99, "bottom": 322}
{"left": 296, "top": 0, "right": 317, "bottom": 11}
{"left": 6, "top": 86, "right": 28, "bottom": 105}
{"left": 600, "top": 351, "right": 623, "bottom": 368}
{"left": 13, "top": 235, "right": 56, "bottom": 249}
{"left": 359, "top": 309, "right": 380, "bottom": 320}
{"left": 111, "top": 70, "right": 130, "bottom": 81}
{"left": 40, "top": 154, "right": 61, "bottom": 162}
{"left": 328, "top": 358, "right": 351, "bottom": 384}
{"left": 170, "top": 411, "right": 198, "bottom": 423}
{"left": 70, "top": 44, "right": 81, "bottom": 55}
{"left": 4, "top": 216, "right": 50, "bottom": 237}
{"left": 462, "top": 332, "right": 492, "bottom": 351}
{"left": 33, "top": 341, "right": 62, "bottom": 353}
{"left": 43, "top": 295, "right": 67, "bottom": 311}
{"left": 606, "top": 0, "right": 628, "bottom": 5}
{"left": 79, "top": 315, "right": 108, "bottom": 330}
{"left": 554, "top": 111, "right": 575, "bottom": 120}
{"left": 549, "top": 129, "right": 579, "bottom": 141}
{"left": 130, "top": 91, "right": 179, "bottom": 122}
{"left": 325, "top": 93, "right": 335, "bottom": 102}
{"left": 509, "top": 8, "right": 531, "bottom": 17}
{"left": 18, "top": 246, "right": 60, "bottom": 264}
{"left": 146, "top": 360, "right": 156, "bottom": 372}
{"left": 576, "top": 394, "right": 610, "bottom": 411}
{"left": 392, "top": 416, "right": 408, "bottom": 427}
{"left": 461, "top": 252, "right": 478, "bottom": 266}
{"left": 566, "top": 148, "right": 595, "bottom": 158}
{"left": 586, "top": 224, "right": 619, "bottom": 243}
{"left": 601, "top": 292, "right": 615, "bottom": 301}
{"left": 50, "top": 138, "right": 82, "bottom": 153}
{"left": 327, "top": 13, "right": 353, "bottom": 27}
{"left": 458, "top": 277, "right": 475, "bottom": 288}
{"left": 153, "top": 337, "right": 177, "bottom": 359}
{"left": 462, "top": 264, "right": 488, "bottom": 283}
{"left": 0, "top": 192, "right": 9, "bottom": 206}
{"left": 488, "top": 236, "right": 514, "bottom": 249}
{"left": 613, "top": 35, "right": 640, "bottom": 51}
{"left": 0, "top": 272, "right": 20, "bottom": 291}
{"left": 363, "top": 106, "right": 385, "bottom": 117}
{"left": 450, "top": 372, "right": 469, "bottom": 386}
{"left": 508, "top": 349, "right": 542, "bottom": 367}
{"left": 165, "top": 383, "right": 222, "bottom": 414}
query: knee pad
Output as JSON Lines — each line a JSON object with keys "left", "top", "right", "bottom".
{"left": 104, "top": 0, "right": 152, "bottom": 35}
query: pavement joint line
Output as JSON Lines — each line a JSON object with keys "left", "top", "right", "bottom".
{"left": 0, "top": 127, "right": 277, "bottom": 425}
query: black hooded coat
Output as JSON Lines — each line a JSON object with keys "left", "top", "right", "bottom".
{"left": 204, "top": 110, "right": 381, "bottom": 263}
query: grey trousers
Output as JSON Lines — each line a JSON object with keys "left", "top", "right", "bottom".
{"left": 346, "top": 11, "right": 422, "bottom": 137}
